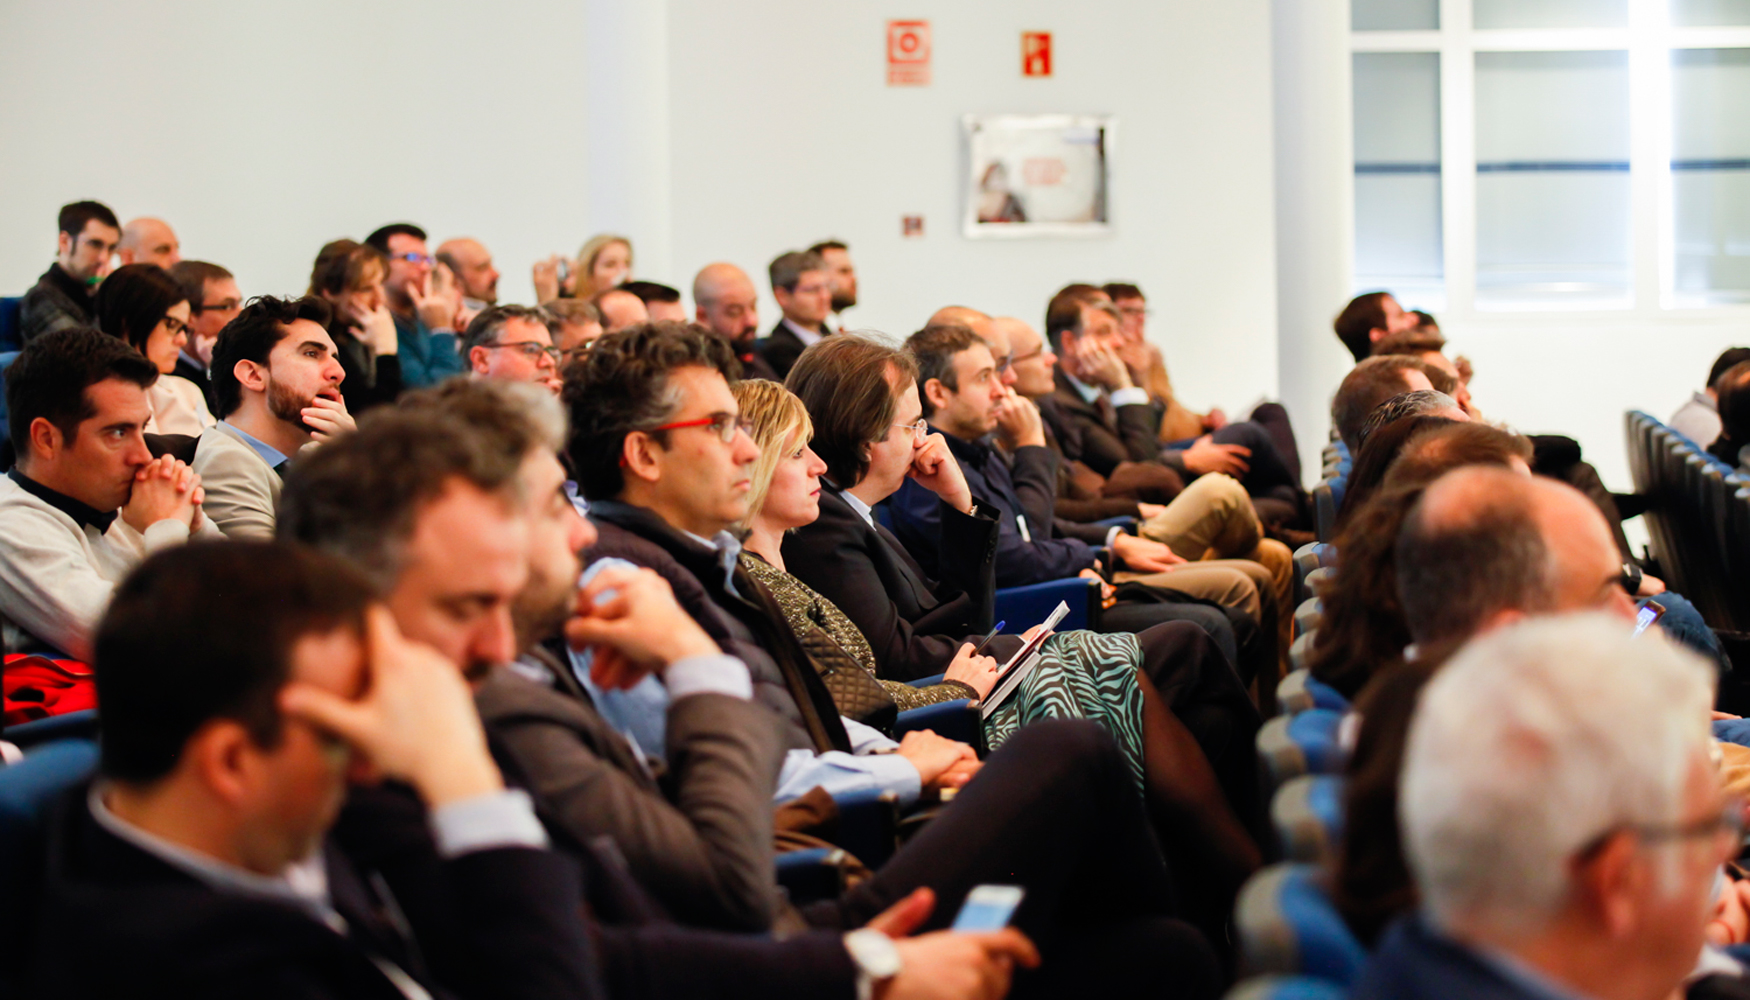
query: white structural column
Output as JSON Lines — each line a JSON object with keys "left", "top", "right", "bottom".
{"left": 1272, "top": 0, "right": 1359, "bottom": 481}
{"left": 583, "top": 0, "right": 674, "bottom": 281}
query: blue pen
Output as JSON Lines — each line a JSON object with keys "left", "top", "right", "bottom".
{"left": 972, "top": 621, "right": 1005, "bottom": 656}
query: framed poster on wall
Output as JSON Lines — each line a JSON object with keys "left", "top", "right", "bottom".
{"left": 962, "top": 113, "right": 1113, "bottom": 239}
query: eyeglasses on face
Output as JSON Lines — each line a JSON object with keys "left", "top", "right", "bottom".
{"left": 891, "top": 418, "right": 928, "bottom": 443}
{"left": 391, "top": 252, "right": 435, "bottom": 266}
{"left": 196, "top": 298, "right": 242, "bottom": 314}
{"left": 486, "top": 341, "right": 561, "bottom": 363}
{"left": 649, "top": 412, "right": 754, "bottom": 444}
{"left": 1577, "top": 797, "right": 1749, "bottom": 860}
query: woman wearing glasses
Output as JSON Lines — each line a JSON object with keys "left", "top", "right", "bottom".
{"left": 308, "top": 239, "right": 403, "bottom": 413}
{"left": 93, "top": 263, "right": 214, "bottom": 436}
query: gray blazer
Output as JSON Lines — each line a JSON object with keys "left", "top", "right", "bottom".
{"left": 475, "top": 655, "right": 787, "bottom": 933}
{"left": 191, "top": 423, "right": 281, "bottom": 539}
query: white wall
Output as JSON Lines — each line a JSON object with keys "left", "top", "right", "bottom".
{"left": 1, "top": 0, "right": 1284, "bottom": 435}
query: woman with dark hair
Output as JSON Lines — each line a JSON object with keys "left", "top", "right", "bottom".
{"left": 308, "top": 240, "right": 402, "bottom": 412}
{"left": 1335, "top": 415, "right": 1459, "bottom": 529}
{"left": 93, "top": 263, "right": 213, "bottom": 436}
{"left": 780, "top": 336, "right": 1268, "bottom": 947}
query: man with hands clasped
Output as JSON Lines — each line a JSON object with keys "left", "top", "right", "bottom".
{"left": 0, "top": 328, "right": 219, "bottom": 661}
{"left": 193, "top": 296, "right": 355, "bottom": 539}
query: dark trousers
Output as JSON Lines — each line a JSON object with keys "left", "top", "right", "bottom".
{"left": 819, "top": 720, "right": 1222, "bottom": 999}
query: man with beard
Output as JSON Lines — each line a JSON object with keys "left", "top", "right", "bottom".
{"left": 693, "top": 262, "right": 778, "bottom": 380}
{"left": 809, "top": 239, "right": 858, "bottom": 328}
{"left": 437, "top": 237, "right": 501, "bottom": 314}
{"left": 20, "top": 201, "right": 121, "bottom": 344}
{"left": 193, "top": 296, "right": 353, "bottom": 538}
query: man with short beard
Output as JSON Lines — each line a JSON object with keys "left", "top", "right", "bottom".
{"left": 193, "top": 296, "right": 353, "bottom": 538}
{"left": 809, "top": 239, "right": 858, "bottom": 327}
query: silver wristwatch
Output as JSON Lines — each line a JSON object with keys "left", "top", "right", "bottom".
{"left": 843, "top": 928, "right": 903, "bottom": 1000}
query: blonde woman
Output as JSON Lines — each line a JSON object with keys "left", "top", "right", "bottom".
{"left": 533, "top": 233, "right": 633, "bottom": 303}
{"left": 732, "top": 378, "right": 1262, "bottom": 921}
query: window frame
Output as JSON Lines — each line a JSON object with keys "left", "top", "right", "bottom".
{"left": 1351, "top": 0, "right": 1750, "bottom": 318}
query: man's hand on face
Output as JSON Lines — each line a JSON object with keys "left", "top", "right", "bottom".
{"left": 864, "top": 888, "right": 1041, "bottom": 1000}
{"left": 412, "top": 265, "right": 463, "bottom": 331}
{"left": 121, "top": 455, "right": 203, "bottom": 533}
{"left": 1110, "top": 533, "right": 1185, "bottom": 573}
{"left": 279, "top": 606, "right": 504, "bottom": 809}
{"left": 1074, "top": 339, "right": 1133, "bottom": 392}
{"left": 909, "top": 433, "right": 975, "bottom": 514}
{"left": 564, "top": 564, "right": 723, "bottom": 690}
{"left": 894, "top": 729, "right": 981, "bottom": 791}
{"left": 992, "top": 389, "right": 1046, "bottom": 451}
{"left": 1179, "top": 435, "right": 1250, "bottom": 478}
{"left": 301, "top": 395, "right": 356, "bottom": 443}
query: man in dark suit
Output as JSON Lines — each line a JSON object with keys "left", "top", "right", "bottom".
{"left": 278, "top": 379, "right": 1046, "bottom": 1000}
{"left": 1042, "top": 289, "right": 1303, "bottom": 520}
{"left": 17, "top": 540, "right": 605, "bottom": 1000}
{"left": 20, "top": 201, "right": 121, "bottom": 345}
{"left": 1354, "top": 615, "right": 1724, "bottom": 1000}
{"left": 756, "top": 250, "right": 834, "bottom": 379}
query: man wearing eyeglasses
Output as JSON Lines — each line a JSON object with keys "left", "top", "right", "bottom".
{"left": 169, "top": 260, "right": 242, "bottom": 413}
{"left": 21, "top": 201, "right": 121, "bottom": 345}
{"left": 463, "top": 305, "right": 563, "bottom": 395}
{"left": 364, "top": 222, "right": 468, "bottom": 388}
{"left": 1358, "top": 612, "right": 1730, "bottom": 1000}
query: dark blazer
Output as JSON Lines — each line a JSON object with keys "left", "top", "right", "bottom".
{"left": 1040, "top": 370, "right": 1165, "bottom": 479}
{"left": 19, "top": 264, "right": 94, "bottom": 344}
{"left": 172, "top": 355, "right": 219, "bottom": 413}
{"left": 331, "top": 323, "right": 405, "bottom": 413}
{"left": 753, "top": 320, "right": 824, "bottom": 381}
{"left": 890, "top": 430, "right": 1097, "bottom": 587}
{"left": 584, "top": 500, "right": 850, "bottom": 754}
{"left": 23, "top": 783, "right": 604, "bottom": 1000}
{"left": 475, "top": 648, "right": 787, "bottom": 932}
{"left": 782, "top": 484, "right": 1017, "bottom": 683}
{"left": 1355, "top": 916, "right": 1564, "bottom": 1000}
{"left": 733, "top": 342, "right": 781, "bottom": 382}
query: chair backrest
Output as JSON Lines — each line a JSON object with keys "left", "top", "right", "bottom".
{"left": 1293, "top": 597, "right": 1323, "bottom": 642}
{"left": 1313, "top": 483, "right": 1337, "bottom": 543}
{"left": 0, "top": 738, "right": 100, "bottom": 913}
{"left": 1272, "top": 774, "right": 1347, "bottom": 865}
{"left": 1289, "top": 630, "right": 1317, "bottom": 673}
{"left": 1226, "top": 975, "right": 1351, "bottom": 1000}
{"left": 1258, "top": 708, "right": 1347, "bottom": 790}
{"left": 1235, "top": 862, "right": 1370, "bottom": 984}
{"left": 3, "top": 708, "right": 98, "bottom": 749}
{"left": 0, "top": 297, "right": 21, "bottom": 353}
{"left": 0, "top": 350, "right": 19, "bottom": 452}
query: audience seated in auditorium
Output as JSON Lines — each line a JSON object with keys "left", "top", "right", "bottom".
{"left": 544, "top": 297, "right": 605, "bottom": 360}
{"left": 1369, "top": 329, "right": 1478, "bottom": 418}
{"left": 623, "top": 280, "right": 689, "bottom": 323}
{"left": 168, "top": 260, "right": 239, "bottom": 413}
{"left": 194, "top": 296, "right": 350, "bottom": 539}
{"left": 116, "top": 217, "right": 181, "bottom": 269}
{"left": 1333, "top": 290, "right": 1419, "bottom": 364}
{"left": 0, "top": 328, "right": 217, "bottom": 660}
{"left": 93, "top": 263, "right": 214, "bottom": 437}
{"left": 1330, "top": 356, "right": 1438, "bottom": 456}
{"left": 694, "top": 262, "right": 778, "bottom": 380}
{"left": 462, "top": 304, "right": 563, "bottom": 393}
{"left": 307, "top": 239, "right": 403, "bottom": 413}
{"left": 436, "top": 236, "right": 501, "bottom": 313}
{"left": 1671, "top": 347, "right": 1750, "bottom": 447}
{"left": 19, "top": 539, "right": 607, "bottom": 999}
{"left": 594, "top": 286, "right": 650, "bottom": 334}
{"left": 1355, "top": 390, "right": 1467, "bottom": 454}
{"left": 888, "top": 324, "right": 1272, "bottom": 685}
{"left": 1337, "top": 413, "right": 1472, "bottom": 527}
{"left": 1354, "top": 615, "right": 1723, "bottom": 1000}
{"left": 809, "top": 239, "right": 859, "bottom": 329}
{"left": 759, "top": 250, "right": 834, "bottom": 379}
{"left": 21, "top": 201, "right": 121, "bottom": 344}
{"left": 1707, "top": 360, "right": 1750, "bottom": 472}
{"left": 364, "top": 222, "right": 468, "bottom": 387}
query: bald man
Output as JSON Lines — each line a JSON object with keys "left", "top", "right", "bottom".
{"left": 436, "top": 238, "right": 500, "bottom": 312}
{"left": 592, "top": 287, "right": 648, "bottom": 334}
{"left": 926, "top": 305, "right": 993, "bottom": 340}
{"left": 117, "top": 218, "right": 181, "bottom": 269}
{"left": 694, "top": 262, "right": 778, "bottom": 380}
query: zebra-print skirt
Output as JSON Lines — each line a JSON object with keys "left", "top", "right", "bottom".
{"left": 982, "top": 630, "right": 1148, "bottom": 793}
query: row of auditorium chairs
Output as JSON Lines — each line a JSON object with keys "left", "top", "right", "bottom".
{"left": 1626, "top": 411, "right": 1750, "bottom": 632}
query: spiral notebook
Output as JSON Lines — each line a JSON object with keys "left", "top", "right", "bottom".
{"left": 980, "top": 600, "right": 1071, "bottom": 720}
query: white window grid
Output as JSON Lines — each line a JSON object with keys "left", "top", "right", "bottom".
{"left": 1351, "top": 0, "right": 1750, "bottom": 318}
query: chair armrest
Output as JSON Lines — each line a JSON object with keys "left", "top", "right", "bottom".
{"left": 1093, "top": 515, "right": 1138, "bottom": 534}
{"left": 895, "top": 700, "right": 985, "bottom": 754}
{"left": 774, "top": 847, "right": 849, "bottom": 905}
{"left": 907, "top": 673, "right": 946, "bottom": 687}
{"left": 828, "top": 787, "right": 900, "bottom": 869}
{"left": 4, "top": 709, "right": 98, "bottom": 750}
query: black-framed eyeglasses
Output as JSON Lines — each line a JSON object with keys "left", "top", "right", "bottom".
{"left": 1577, "top": 797, "right": 1748, "bottom": 860}
{"left": 485, "top": 341, "right": 561, "bottom": 363}
{"left": 649, "top": 412, "right": 754, "bottom": 444}
{"left": 195, "top": 298, "right": 241, "bottom": 314}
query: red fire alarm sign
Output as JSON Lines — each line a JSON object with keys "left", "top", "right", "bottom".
{"left": 1022, "top": 31, "right": 1052, "bottom": 77}
{"left": 887, "top": 20, "right": 931, "bottom": 86}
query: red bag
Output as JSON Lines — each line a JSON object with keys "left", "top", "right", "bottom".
{"left": 3, "top": 653, "right": 97, "bottom": 727}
